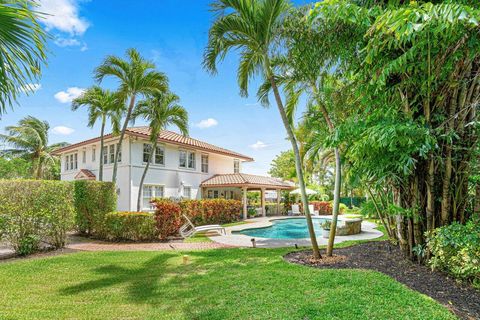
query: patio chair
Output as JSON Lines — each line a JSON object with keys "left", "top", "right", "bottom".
{"left": 289, "top": 204, "right": 301, "bottom": 216}
{"left": 179, "top": 214, "right": 226, "bottom": 238}
{"left": 308, "top": 204, "right": 319, "bottom": 216}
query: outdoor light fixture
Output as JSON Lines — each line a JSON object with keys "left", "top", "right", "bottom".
{"left": 251, "top": 238, "right": 256, "bottom": 248}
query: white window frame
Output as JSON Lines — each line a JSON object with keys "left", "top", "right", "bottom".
{"left": 234, "top": 159, "right": 240, "bottom": 173}
{"left": 103, "top": 146, "right": 108, "bottom": 165}
{"left": 82, "top": 150, "right": 86, "bottom": 164}
{"left": 143, "top": 143, "right": 165, "bottom": 165}
{"left": 92, "top": 147, "right": 96, "bottom": 162}
{"left": 201, "top": 154, "right": 209, "bottom": 173}
{"left": 183, "top": 186, "right": 192, "bottom": 199}
{"left": 142, "top": 184, "right": 165, "bottom": 211}
{"left": 179, "top": 150, "right": 187, "bottom": 168}
{"left": 117, "top": 143, "right": 122, "bottom": 162}
{"left": 109, "top": 145, "right": 115, "bottom": 164}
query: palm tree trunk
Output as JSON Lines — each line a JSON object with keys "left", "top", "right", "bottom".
{"left": 327, "top": 147, "right": 341, "bottom": 256}
{"left": 36, "top": 158, "right": 43, "bottom": 179}
{"left": 99, "top": 118, "right": 106, "bottom": 181}
{"left": 267, "top": 71, "right": 321, "bottom": 259}
{"left": 137, "top": 141, "right": 156, "bottom": 212}
{"left": 112, "top": 95, "right": 136, "bottom": 183}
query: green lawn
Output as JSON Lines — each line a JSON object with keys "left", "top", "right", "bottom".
{"left": 0, "top": 247, "right": 455, "bottom": 319}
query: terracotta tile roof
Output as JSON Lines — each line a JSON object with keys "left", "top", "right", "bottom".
{"left": 52, "top": 127, "right": 253, "bottom": 161}
{"left": 74, "top": 169, "right": 96, "bottom": 180}
{"left": 200, "top": 173, "right": 295, "bottom": 189}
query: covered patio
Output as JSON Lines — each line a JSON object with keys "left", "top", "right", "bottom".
{"left": 200, "top": 173, "right": 295, "bottom": 219}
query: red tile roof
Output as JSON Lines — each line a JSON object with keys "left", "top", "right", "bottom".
{"left": 200, "top": 173, "right": 295, "bottom": 189}
{"left": 74, "top": 169, "right": 96, "bottom": 180}
{"left": 53, "top": 127, "right": 253, "bottom": 161}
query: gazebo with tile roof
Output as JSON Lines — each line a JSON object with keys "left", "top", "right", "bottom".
{"left": 200, "top": 173, "right": 295, "bottom": 219}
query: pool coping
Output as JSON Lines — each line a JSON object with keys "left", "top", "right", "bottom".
{"left": 208, "top": 216, "right": 384, "bottom": 248}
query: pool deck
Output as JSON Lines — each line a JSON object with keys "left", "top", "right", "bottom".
{"left": 209, "top": 216, "right": 384, "bottom": 248}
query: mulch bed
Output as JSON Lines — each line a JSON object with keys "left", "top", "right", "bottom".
{"left": 284, "top": 241, "right": 480, "bottom": 320}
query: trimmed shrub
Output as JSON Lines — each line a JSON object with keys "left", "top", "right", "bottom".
{"left": 427, "top": 221, "right": 480, "bottom": 289}
{"left": 152, "top": 199, "right": 183, "bottom": 240}
{"left": 180, "top": 199, "right": 242, "bottom": 225}
{"left": 0, "top": 180, "right": 75, "bottom": 255}
{"left": 152, "top": 199, "right": 242, "bottom": 239}
{"left": 73, "top": 180, "right": 116, "bottom": 235}
{"left": 102, "top": 212, "right": 157, "bottom": 241}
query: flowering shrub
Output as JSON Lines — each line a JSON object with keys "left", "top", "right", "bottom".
{"left": 0, "top": 180, "right": 75, "bottom": 255}
{"left": 427, "top": 221, "right": 480, "bottom": 289}
{"left": 152, "top": 199, "right": 183, "bottom": 240}
{"left": 73, "top": 180, "right": 116, "bottom": 235}
{"left": 102, "top": 212, "right": 157, "bottom": 241}
{"left": 311, "top": 201, "right": 333, "bottom": 215}
{"left": 151, "top": 199, "right": 242, "bottom": 238}
{"left": 181, "top": 199, "right": 242, "bottom": 225}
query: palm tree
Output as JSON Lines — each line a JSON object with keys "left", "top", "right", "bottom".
{"left": 94, "top": 48, "right": 168, "bottom": 184}
{"left": 132, "top": 92, "right": 188, "bottom": 211}
{"left": 72, "top": 86, "right": 122, "bottom": 181}
{"left": 0, "top": 1, "right": 47, "bottom": 116}
{"left": 203, "top": 0, "right": 321, "bottom": 258}
{"left": 0, "top": 116, "right": 67, "bottom": 179}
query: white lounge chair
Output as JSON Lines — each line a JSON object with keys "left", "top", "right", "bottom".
{"left": 290, "top": 204, "right": 301, "bottom": 216}
{"left": 308, "top": 204, "right": 319, "bottom": 216}
{"left": 179, "top": 214, "right": 226, "bottom": 238}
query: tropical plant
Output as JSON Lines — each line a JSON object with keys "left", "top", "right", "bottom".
{"left": 0, "top": 116, "right": 67, "bottom": 179}
{"left": 269, "top": 150, "right": 297, "bottom": 182}
{"left": 308, "top": 0, "right": 480, "bottom": 259}
{"left": 0, "top": 0, "right": 47, "bottom": 116}
{"left": 72, "top": 86, "right": 122, "bottom": 181}
{"left": 131, "top": 91, "right": 188, "bottom": 211}
{"left": 203, "top": 0, "right": 321, "bottom": 258}
{"left": 94, "top": 48, "right": 168, "bottom": 183}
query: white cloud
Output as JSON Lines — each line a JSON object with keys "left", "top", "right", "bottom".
{"left": 51, "top": 126, "right": 74, "bottom": 135}
{"left": 54, "top": 37, "right": 81, "bottom": 47}
{"left": 250, "top": 140, "right": 268, "bottom": 150}
{"left": 54, "top": 87, "right": 85, "bottom": 103}
{"left": 19, "top": 83, "right": 41, "bottom": 93}
{"left": 195, "top": 118, "right": 218, "bottom": 129}
{"left": 38, "top": 0, "right": 89, "bottom": 35}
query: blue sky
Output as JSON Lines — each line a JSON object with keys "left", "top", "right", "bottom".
{"left": 1, "top": 0, "right": 310, "bottom": 175}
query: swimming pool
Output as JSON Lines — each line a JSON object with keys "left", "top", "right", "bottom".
{"left": 236, "top": 217, "right": 328, "bottom": 239}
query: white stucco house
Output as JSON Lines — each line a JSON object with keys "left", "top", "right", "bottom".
{"left": 53, "top": 126, "right": 294, "bottom": 217}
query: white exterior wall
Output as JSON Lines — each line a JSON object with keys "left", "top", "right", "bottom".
{"left": 59, "top": 135, "right": 243, "bottom": 212}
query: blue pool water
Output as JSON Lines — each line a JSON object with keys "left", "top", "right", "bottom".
{"left": 237, "top": 218, "right": 328, "bottom": 239}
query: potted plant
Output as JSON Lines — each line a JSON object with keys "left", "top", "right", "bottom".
{"left": 320, "top": 220, "right": 332, "bottom": 238}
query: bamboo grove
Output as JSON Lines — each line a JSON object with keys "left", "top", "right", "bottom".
{"left": 305, "top": 0, "right": 480, "bottom": 260}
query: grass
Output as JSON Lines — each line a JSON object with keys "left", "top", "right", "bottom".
{"left": 0, "top": 247, "right": 455, "bottom": 319}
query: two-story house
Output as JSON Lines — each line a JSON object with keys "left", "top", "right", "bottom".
{"left": 54, "top": 126, "right": 294, "bottom": 217}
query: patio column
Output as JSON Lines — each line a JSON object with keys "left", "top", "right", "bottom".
{"left": 242, "top": 187, "right": 248, "bottom": 220}
{"left": 261, "top": 188, "right": 266, "bottom": 217}
{"left": 276, "top": 189, "right": 281, "bottom": 215}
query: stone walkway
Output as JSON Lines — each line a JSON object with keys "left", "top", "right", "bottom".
{"left": 66, "top": 240, "right": 232, "bottom": 251}
{"left": 209, "top": 216, "right": 384, "bottom": 248}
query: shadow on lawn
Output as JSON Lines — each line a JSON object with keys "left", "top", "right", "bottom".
{"left": 59, "top": 249, "right": 285, "bottom": 318}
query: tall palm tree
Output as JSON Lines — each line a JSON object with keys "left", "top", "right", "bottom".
{"left": 94, "top": 48, "right": 168, "bottom": 184}
{"left": 0, "top": 116, "right": 67, "bottom": 179}
{"left": 132, "top": 92, "right": 188, "bottom": 211}
{"left": 72, "top": 86, "right": 122, "bottom": 181}
{"left": 203, "top": 0, "right": 321, "bottom": 258}
{"left": 0, "top": 1, "right": 47, "bottom": 116}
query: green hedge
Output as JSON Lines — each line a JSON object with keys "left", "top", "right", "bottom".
{"left": 0, "top": 180, "right": 75, "bottom": 255}
{"left": 73, "top": 180, "right": 117, "bottom": 235}
{"left": 101, "top": 212, "right": 157, "bottom": 241}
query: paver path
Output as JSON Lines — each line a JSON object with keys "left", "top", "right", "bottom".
{"left": 66, "top": 238, "right": 232, "bottom": 251}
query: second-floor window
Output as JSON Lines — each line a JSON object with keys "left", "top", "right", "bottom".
{"left": 234, "top": 159, "right": 240, "bottom": 173}
{"left": 109, "top": 145, "right": 115, "bottom": 163}
{"left": 179, "top": 150, "right": 196, "bottom": 169}
{"left": 92, "top": 148, "right": 96, "bottom": 162}
{"left": 201, "top": 154, "right": 208, "bottom": 173}
{"left": 143, "top": 144, "right": 164, "bottom": 165}
{"left": 82, "top": 150, "right": 86, "bottom": 163}
{"left": 103, "top": 146, "right": 108, "bottom": 164}
{"left": 65, "top": 153, "right": 78, "bottom": 171}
